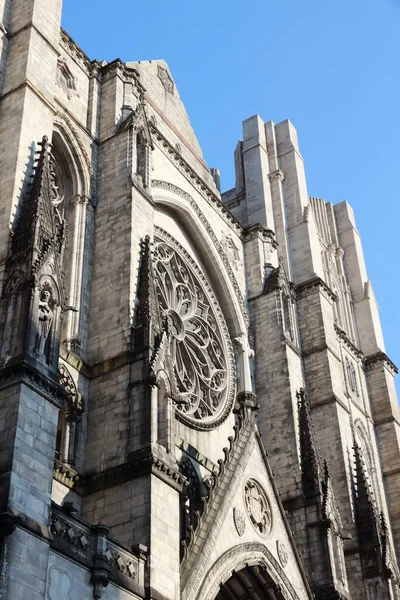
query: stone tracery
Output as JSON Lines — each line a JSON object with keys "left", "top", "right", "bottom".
{"left": 153, "top": 231, "right": 233, "bottom": 426}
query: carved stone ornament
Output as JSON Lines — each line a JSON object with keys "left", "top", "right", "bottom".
{"left": 221, "top": 234, "right": 241, "bottom": 271}
{"left": 153, "top": 229, "right": 234, "bottom": 428}
{"left": 244, "top": 479, "right": 272, "bottom": 537}
{"left": 233, "top": 507, "right": 246, "bottom": 537}
{"left": 158, "top": 65, "right": 174, "bottom": 94}
{"left": 277, "top": 540, "right": 289, "bottom": 567}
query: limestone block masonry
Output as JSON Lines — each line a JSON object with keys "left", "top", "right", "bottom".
{"left": 0, "top": 1, "right": 399, "bottom": 599}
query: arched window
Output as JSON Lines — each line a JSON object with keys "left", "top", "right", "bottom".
{"left": 51, "top": 122, "right": 92, "bottom": 356}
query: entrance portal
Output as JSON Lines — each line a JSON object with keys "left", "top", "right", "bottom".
{"left": 215, "top": 565, "right": 284, "bottom": 600}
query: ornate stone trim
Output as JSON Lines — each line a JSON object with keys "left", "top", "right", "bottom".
{"left": 150, "top": 130, "right": 242, "bottom": 233}
{"left": 243, "top": 223, "right": 278, "bottom": 247}
{"left": 158, "top": 65, "right": 174, "bottom": 94}
{"left": 268, "top": 168, "right": 285, "bottom": 182}
{"left": 277, "top": 540, "right": 289, "bottom": 567}
{"left": 53, "top": 459, "right": 79, "bottom": 489}
{"left": 233, "top": 507, "right": 246, "bottom": 537}
{"left": 364, "top": 351, "right": 398, "bottom": 375}
{"left": 54, "top": 111, "right": 96, "bottom": 204}
{"left": 152, "top": 180, "right": 249, "bottom": 326}
{"left": 296, "top": 275, "right": 337, "bottom": 302}
{"left": 154, "top": 227, "right": 236, "bottom": 429}
{"left": 60, "top": 28, "right": 91, "bottom": 73}
{"left": 0, "top": 363, "right": 67, "bottom": 407}
{"left": 195, "top": 542, "right": 299, "bottom": 600}
{"left": 335, "top": 324, "right": 363, "bottom": 359}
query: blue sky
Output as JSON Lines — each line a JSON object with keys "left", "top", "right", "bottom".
{"left": 62, "top": 0, "right": 400, "bottom": 387}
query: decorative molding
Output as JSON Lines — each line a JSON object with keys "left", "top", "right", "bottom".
{"left": 181, "top": 401, "right": 258, "bottom": 592}
{"left": 158, "top": 65, "right": 174, "bottom": 94}
{"left": 296, "top": 275, "right": 337, "bottom": 302}
{"left": 53, "top": 459, "right": 79, "bottom": 489}
{"left": 277, "top": 540, "right": 289, "bottom": 568}
{"left": 268, "top": 169, "right": 285, "bottom": 182}
{"left": 54, "top": 111, "right": 96, "bottom": 204}
{"left": 0, "top": 363, "right": 67, "bottom": 407}
{"left": 152, "top": 181, "right": 249, "bottom": 326}
{"left": 196, "top": 542, "right": 299, "bottom": 600}
{"left": 233, "top": 507, "right": 246, "bottom": 537}
{"left": 60, "top": 29, "right": 91, "bottom": 73}
{"left": 335, "top": 324, "right": 363, "bottom": 360}
{"left": 364, "top": 351, "right": 398, "bottom": 376}
{"left": 150, "top": 130, "right": 242, "bottom": 233}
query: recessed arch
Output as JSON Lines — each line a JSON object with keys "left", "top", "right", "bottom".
{"left": 194, "top": 543, "right": 300, "bottom": 600}
{"left": 151, "top": 183, "right": 247, "bottom": 339}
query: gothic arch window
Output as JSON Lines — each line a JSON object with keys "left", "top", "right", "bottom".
{"left": 51, "top": 124, "right": 91, "bottom": 355}
{"left": 345, "top": 357, "right": 359, "bottom": 397}
{"left": 152, "top": 228, "right": 235, "bottom": 429}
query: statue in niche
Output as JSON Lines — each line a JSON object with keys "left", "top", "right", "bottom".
{"left": 35, "top": 290, "right": 53, "bottom": 355}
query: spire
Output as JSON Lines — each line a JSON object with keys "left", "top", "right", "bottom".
{"left": 0, "top": 135, "right": 66, "bottom": 374}
{"left": 297, "top": 388, "right": 320, "bottom": 496}
{"left": 10, "top": 136, "right": 64, "bottom": 263}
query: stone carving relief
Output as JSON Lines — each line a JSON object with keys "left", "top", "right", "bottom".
{"left": 153, "top": 232, "right": 234, "bottom": 427}
{"left": 47, "top": 566, "right": 71, "bottom": 600}
{"left": 221, "top": 234, "right": 241, "bottom": 271}
{"left": 233, "top": 507, "right": 246, "bottom": 537}
{"left": 158, "top": 65, "right": 174, "bottom": 94}
{"left": 35, "top": 289, "right": 54, "bottom": 356}
{"left": 244, "top": 479, "right": 272, "bottom": 537}
{"left": 277, "top": 540, "right": 289, "bottom": 567}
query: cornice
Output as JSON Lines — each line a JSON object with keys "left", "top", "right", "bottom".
{"left": 0, "top": 361, "right": 68, "bottom": 408}
{"left": 243, "top": 223, "right": 278, "bottom": 248}
{"left": 364, "top": 351, "right": 398, "bottom": 375}
{"left": 334, "top": 324, "right": 363, "bottom": 360}
{"left": 296, "top": 275, "right": 337, "bottom": 302}
{"left": 60, "top": 28, "right": 92, "bottom": 73}
{"left": 79, "top": 446, "right": 186, "bottom": 495}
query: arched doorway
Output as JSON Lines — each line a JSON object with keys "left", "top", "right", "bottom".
{"left": 215, "top": 565, "right": 284, "bottom": 600}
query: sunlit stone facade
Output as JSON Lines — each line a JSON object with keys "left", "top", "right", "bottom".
{"left": 0, "top": 2, "right": 399, "bottom": 599}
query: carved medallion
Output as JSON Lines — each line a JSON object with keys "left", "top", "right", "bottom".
{"left": 153, "top": 231, "right": 234, "bottom": 428}
{"left": 244, "top": 479, "right": 272, "bottom": 537}
{"left": 233, "top": 507, "right": 246, "bottom": 537}
{"left": 277, "top": 540, "right": 289, "bottom": 567}
{"left": 158, "top": 65, "right": 174, "bottom": 94}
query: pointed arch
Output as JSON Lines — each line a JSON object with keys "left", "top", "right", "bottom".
{"left": 195, "top": 543, "right": 300, "bottom": 600}
{"left": 151, "top": 181, "right": 248, "bottom": 339}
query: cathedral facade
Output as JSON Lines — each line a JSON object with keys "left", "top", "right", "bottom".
{"left": 0, "top": 2, "right": 399, "bottom": 599}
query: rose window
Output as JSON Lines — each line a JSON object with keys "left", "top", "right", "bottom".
{"left": 153, "top": 232, "right": 233, "bottom": 428}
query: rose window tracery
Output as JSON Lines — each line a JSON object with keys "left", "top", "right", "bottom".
{"left": 153, "top": 231, "right": 234, "bottom": 428}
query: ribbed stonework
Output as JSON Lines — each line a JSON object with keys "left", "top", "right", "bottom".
{"left": 0, "top": 2, "right": 398, "bottom": 599}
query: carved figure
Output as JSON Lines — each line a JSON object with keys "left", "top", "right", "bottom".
{"left": 35, "top": 290, "right": 53, "bottom": 355}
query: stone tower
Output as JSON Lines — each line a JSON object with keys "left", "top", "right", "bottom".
{"left": 0, "top": 1, "right": 398, "bottom": 599}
